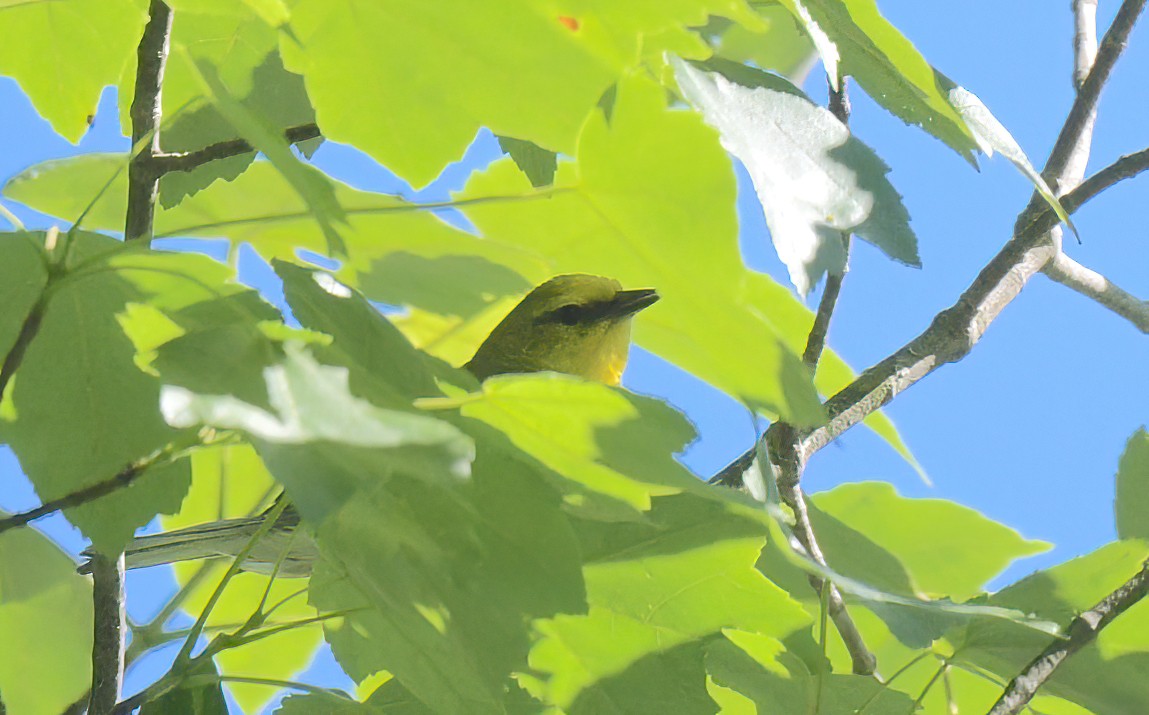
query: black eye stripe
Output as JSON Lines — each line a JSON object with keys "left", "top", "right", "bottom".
{"left": 537, "top": 302, "right": 604, "bottom": 326}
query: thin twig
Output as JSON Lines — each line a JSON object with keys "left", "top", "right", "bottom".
{"left": 985, "top": 561, "right": 1149, "bottom": 715}
{"left": 1074, "top": 0, "right": 1100, "bottom": 87}
{"left": 0, "top": 461, "right": 149, "bottom": 536}
{"left": 1022, "top": 0, "right": 1144, "bottom": 211}
{"left": 88, "top": 553, "right": 126, "bottom": 715}
{"left": 804, "top": 76, "right": 853, "bottom": 372}
{"left": 1067, "top": 146, "right": 1149, "bottom": 209}
{"left": 124, "top": 0, "right": 173, "bottom": 243}
{"left": 1044, "top": 252, "right": 1149, "bottom": 332}
{"left": 1059, "top": 0, "right": 1101, "bottom": 191}
{"left": 150, "top": 123, "right": 322, "bottom": 174}
{"left": 712, "top": 142, "right": 1149, "bottom": 489}
{"left": 768, "top": 425, "right": 877, "bottom": 675}
{"left": 803, "top": 258, "right": 848, "bottom": 371}
{"left": 784, "top": 75, "right": 876, "bottom": 675}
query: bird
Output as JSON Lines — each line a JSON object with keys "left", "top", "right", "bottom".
{"left": 92, "top": 274, "right": 658, "bottom": 576}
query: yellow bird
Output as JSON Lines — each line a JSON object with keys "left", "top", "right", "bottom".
{"left": 467, "top": 274, "right": 659, "bottom": 385}
{"left": 103, "top": 274, "right": 658, "bottom": 574}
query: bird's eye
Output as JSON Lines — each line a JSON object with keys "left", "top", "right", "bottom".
{"left": 553, "top": 304, "right": 583, "bottom": 326}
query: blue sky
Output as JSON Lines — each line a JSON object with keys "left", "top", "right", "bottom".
{"left": 1, "top": 2, "right": 1146, "bottom": 711}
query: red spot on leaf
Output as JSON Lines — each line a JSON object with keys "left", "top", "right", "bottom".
{"left": 558, "top": 15, "right": 579, "bottom": 31}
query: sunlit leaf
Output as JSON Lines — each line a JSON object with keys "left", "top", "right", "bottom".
{"left": 948, "top": 85, "right": 1076, "bottom": 236}
{"left": 1114, "top": 428, "right": 1149, "bottom": 541}
{"left": 0, "top": 235, "right": 251, "bottom": 552}
{"left": 673, "top": 57, "right": 918, "bottom": 295}
{"left": 457, "top": 74, "right": 824, "bottom": 424}
{"left": 699, "top": 7, "right": 817, "bottom": 84}
{"left": 457, "top": 373, "right": 701, "bottom": 513}
{"left": 160, "top": 51, "right": 318, "bottom": 207}
{"left": 0, "top": 0, "right": 146, "bottom": 141}
{"left": 706, "top": 632, "right": 915, "bottom": 713}
{"left": 0, "top": 516, "right": 93, "bottom": 715}
{"left": 0, "top": 233, "right": 48, "bottom": 367}
{"left": 793, "top": 0, "right": 979, "bottom": 160}
{"left": 525, "top": 494, "right": 810, "bottom": 709}
{"left": 279, "top": 0, "right": 757, "bottom": 187}
{"left": 158, "top": 445, "right": 322, "bottom": 714}
{"left": 955, "top": 540, "right": 1149, "bottom": 714}
{"left": 812, "top": 481, "right": 1049, "bottom": 601}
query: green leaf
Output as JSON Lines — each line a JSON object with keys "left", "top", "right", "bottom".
{"left": 2, "top": 156, "right": 535, "bottom": 282}
{"left": 0, "top": 235, "right": 229, "bottom": 553}
{"left": 278, "top": 0, "right": 611, "bottom": 187}
{"left": 123, "top": 1, "right": 278, "bottom": 135}
{"left": 160, "top": 51, "right": 318, "bottom": 207}
{"left": 947, "top": 85, "right": 1077, "bottom": 236}
{"left": 0, "top": 516, "right": 93, "bottom": 715}
{"left": 1115, "top": 428, "right": 1149, "bottom": 540}
{"left": 794, "top": 0, "right": 979, "bottom": 161}
{"left": 274, "top": 261, "right": 456, "bottom": 407}
{"left": 0, "top": 0, "right": 147, "bottom": 141}
{"left": 811, "top": 481, "right": 1049, "bottom": 601}
{"left": 0, "top": 233, "right": 48, "bottom": 367}
{"left": 162, "top": 342, "right": 474, "bottom": 524}
{"left": 458, "top": 373, "right": 702, "bottom": 514}
{"left": 278, "top": 0, "right": 756, "bottom": 187}
{"left": 176, "top": 50, "right": 345, "bottom": 256}
{"left": 753, "top": 498, "right": 1060, "bottom": 640}
{"left": 568, "top": 641, "right": 717, "bottom": 715}
{"left": 275, "top": 691, "right": 377, "bottom": 714}
{"left": 159, "top": 445, "right": 323, "bottom": 714}
{"left": 955, "top": 540, "right": 1149, "bottom": 714}
{"left": 3, "top": 154, "right": 129, "bottom": 232}
{"left": 705, "top": 632, "right": 916, "bottom": 714}
{"left": 497, "top": 136, "right": 558, "bottom": 189}
{"left": 163, "top": 343, "right": 592, "bottom": 713}
{"left": 139, "top": 658, "right": 229, "bottom": 715}
{"left": 525, "top": 494, "right": 811, "bottom": 709}
{"left": 700, "top": 7, "right": 817, "bottom": 83}
{"left": 308, "top": 425, "right": 584, "bottom": 713}
{"left": 456, "top": 74, "right": 824, "bottom": 424}
{"left": 673, "top": 57, "right": 918, "bottom": 295}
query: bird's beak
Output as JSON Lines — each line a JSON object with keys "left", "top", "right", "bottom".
{"left": 605, "top": 289, "right": 659, "bottom": 319}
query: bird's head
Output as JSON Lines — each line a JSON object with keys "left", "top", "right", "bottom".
{"left": 465, "top": 274, "right": 659, "bottom": 385}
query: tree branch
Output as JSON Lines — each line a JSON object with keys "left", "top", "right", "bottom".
{"left": 780, "top": 76, "right": 874, "bottom": 675}
{"left": 1073, "top": 0, "right": 1100, "bottom": 87}
{"left": 803, "top": 80, "right": 852, "bottom": 372}
{"left": 90, "top": 4, "right": 175, "bottom": 710}
{"left": 1067, "top": 146, "right": 1149, "bottom": 208}
{"left": 1059, "top": 0, "right": 1101, "bottom": 191}
{"left": 803, "top": 254, "right": 848, "bottom": 371}
{"left": 87, "top": 553, "right": 126, "bottom": 715}
{"left": 0, "top": 459, "right": 155, "bottom": 537}
{"left": 985, "top": 560, "right": 1149, "bottom": 715}
{"left": 1044, "top": 252, "right": 1149, "bottom": 332}
{"left": 150, "top": 123, "right": 322, "bottom": 175}
{"left": 712, "top": 49, "right": 1149, "bottom": 489}
{"left": 771, "top": 425, "right": 875, "bottom": 674}
{"left": 124, "top": 0, "right": 173, "bottom": 243}
{"left": 1023, "top": 0, "right": 1144, "bottom": 210}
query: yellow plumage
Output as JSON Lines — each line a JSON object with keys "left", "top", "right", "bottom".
{"left": 466, "top": 274, "right": 658, "bottom": 385}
